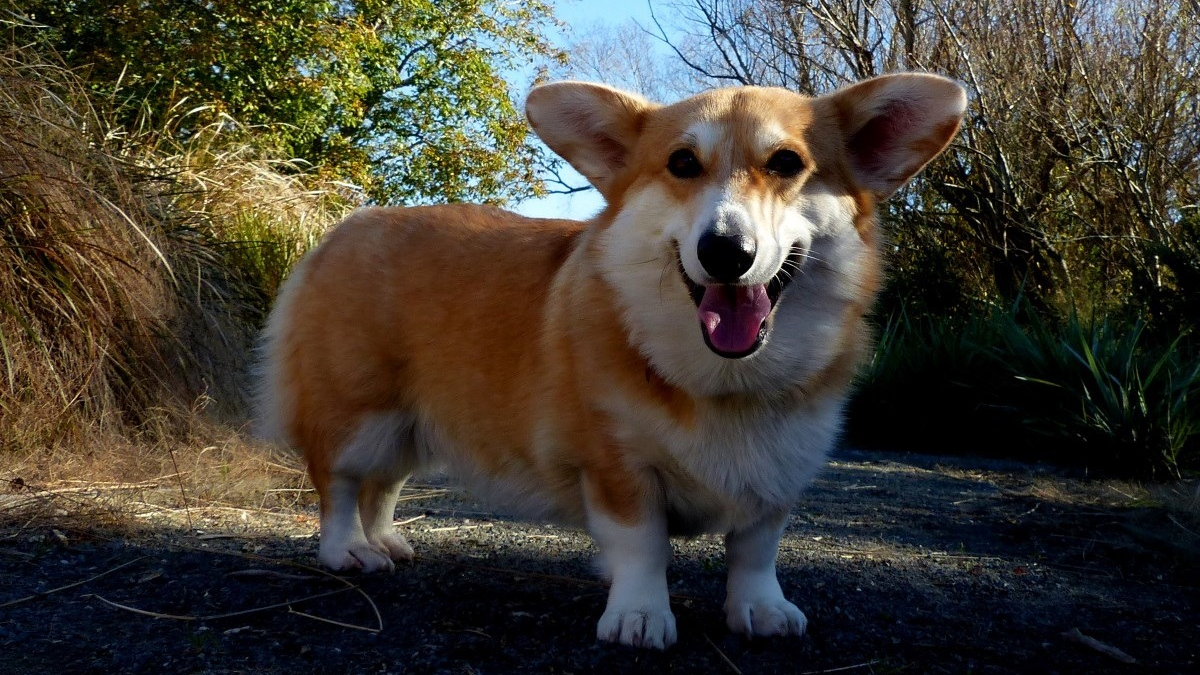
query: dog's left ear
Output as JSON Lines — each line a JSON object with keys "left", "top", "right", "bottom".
{"left": 525, "top": 82, "right": 657, "bottom": 198}
{"left": 825, "top": 73, "right": 967, "bottom": 198}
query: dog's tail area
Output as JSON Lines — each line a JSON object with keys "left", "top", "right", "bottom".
{"left": 251, "top": 257, "right": 311, "bottom": 447}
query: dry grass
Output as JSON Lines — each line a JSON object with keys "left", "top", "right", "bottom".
{"left": 0, "top": 37, "right": 351, "bottom": 483}
{"left": 1151, "top": 480, "right": 1200, "bottom": 524}
{"left": 0, "top": 42, "right": 178, "bottom": 449}
{"left": 0, "top": 429, "right": 315, "bottom": 539}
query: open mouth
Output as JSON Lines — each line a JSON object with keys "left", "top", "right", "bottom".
{"left": 678, "top": 246, "right": 804, "bottom": 359}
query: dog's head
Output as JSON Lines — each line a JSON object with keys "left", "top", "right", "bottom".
{"left": 526, "top": 75, "right": 965, "bottom": 395}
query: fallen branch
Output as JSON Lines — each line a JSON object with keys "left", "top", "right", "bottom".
{"left": 224, "top": 569, "right": 322, "bottom": 582}
{"left": 288, "top": 607, "right": 381, "bottom": 633}
{"left": 1061, "top": 627, "right": 1138, "bottom": 664}
{"left": 39, "top": 481, "right": 161, "bottom": 495}
{"left": 801, "top": 661, "right": 882, "bottom": 674}
{"left": 426, "top": 523, "right": 494, "bottom": 533}
{"left": 1167, "top": 513, "right": 1198, "bottom": 539}
{"left": 395, "top": 488, "right": 451, "bottom": 503}
{"left": 171, "top": 543, "right": 384, "bottom": 632}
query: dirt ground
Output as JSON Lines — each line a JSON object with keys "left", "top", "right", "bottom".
{"left": 1, "top": 448, "right": 1197, "bottom": 675}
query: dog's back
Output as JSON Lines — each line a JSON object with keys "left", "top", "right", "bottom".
{"left": 256, "top": 203, "right": 584, "bottom": 469}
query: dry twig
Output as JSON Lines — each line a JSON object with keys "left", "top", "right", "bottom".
{"left": 426, "top": 523, "right": 494, "bottom": 533}
{"left": 287, "top": 607, "right": 381, "bottom": 633}
{"left": 0, "top": 556, "right": 148, "bottom": 609}
{"left": 173, "top": 543, "right": 384, "bottom": 631}
{"left": 703, "top": 632, "right": 743, "bottom": 675}
{"left": 39, "top": 480, "right": 161, "bottom": 495}
{"left": 89, "top": 587, "right": 353, "bottom": 621}
{"left": 224, "top": 569, "right": 322, "bottom": 582}
{"left": 801, "top": 661, "right": 882, "bottom": 674}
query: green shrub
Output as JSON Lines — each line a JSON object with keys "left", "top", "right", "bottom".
{"left": 847, "top": 307, "right": 1019, "bottom": 459}
{"left": 848, "top": 304, "right": 1200, "bottom": 477}
{"left": 1000, "top": 315, "right": 1199, "bottom": 477}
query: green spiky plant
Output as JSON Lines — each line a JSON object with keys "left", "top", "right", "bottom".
{"left": 849, "top": 302, "right": 1199, "bottom": 477}
{"left": 1001, "top": 314, "right": 1199, "bottom": 478}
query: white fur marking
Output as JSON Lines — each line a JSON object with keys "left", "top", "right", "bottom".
{"left": 752, "top": 120, "right": 789, "bottom": 155}
{"left": 684, "top": 120, "right": 722, "bottom": 160}
{"left": 724, "top": 511, "right": 807, "bottom": 637}
{"left": 333, "top": 411, "right": 415, "bottom": 480}
{"left": 587, "top": 487, "right": 676, "bottom": 649}
{"left": 317, "top": 475, "right": 395, "bottom": 572}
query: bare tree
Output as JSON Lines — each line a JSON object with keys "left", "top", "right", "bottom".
{"left": 655, "top": 0, "right": 1200, "bottom": 320}
{"left": 557, "top": 20, "right": 705, "bottom": 100}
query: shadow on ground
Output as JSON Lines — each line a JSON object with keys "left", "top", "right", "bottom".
{"left": 1, "top": 449, "right": 1196, "bottom": 674}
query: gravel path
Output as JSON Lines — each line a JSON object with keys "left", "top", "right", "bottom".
{"left": 1, "top": 449, "right": 1196, "bottom": 674}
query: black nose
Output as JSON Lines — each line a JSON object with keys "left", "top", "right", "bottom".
{"left": 697, "top": 230, "right": 756, "bottom": 283}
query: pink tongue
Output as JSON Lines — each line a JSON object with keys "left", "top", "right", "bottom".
{"left": 697, "top": 284, "right": 772, "bottom": 354}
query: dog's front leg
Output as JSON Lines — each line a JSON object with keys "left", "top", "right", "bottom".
{"left": 585, "top": 477, "right": 676, "bottom": 649}
{"left": 724, "top": 509, "right": 807, "bottom": 638}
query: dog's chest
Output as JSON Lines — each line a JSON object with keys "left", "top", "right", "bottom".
{"left": 610, "top": 393, "right": 844, "bottom": 534}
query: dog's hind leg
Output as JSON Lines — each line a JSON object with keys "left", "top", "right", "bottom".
{"left": 316, "top": 474, "right": 396, "bottom": 572}
{"left": 316, "top": 411, "right": 416, "bottom": 573}
{"left": 359, "top": 477, "right": 415, "bottom": 562}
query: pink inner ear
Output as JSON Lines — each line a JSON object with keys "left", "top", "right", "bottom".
{"left": 590, "top": 132, "right": 627, "bottom": 172}
{"left": 558, "top": 108, "right": 629, "bottom": 177}
{"left": 848, "top": 100, "right": 916, "bottom": 180}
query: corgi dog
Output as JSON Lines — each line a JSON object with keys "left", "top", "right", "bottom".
{"left": 256, "top": 73, "right": 965, "bottom": 649}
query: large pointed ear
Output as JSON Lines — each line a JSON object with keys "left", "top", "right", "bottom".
{"left": 525, "top": 81, "right": 656, "bottom": 197}
{"left": 825, "top": 73, "right": 967, "bottom": 198}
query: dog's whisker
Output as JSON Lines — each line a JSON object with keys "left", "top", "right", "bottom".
{"left": 658, "top": 258, "right": 677, "bottom": 301}
{"left": 625, "top": 257, "right": 663, "bottom": 266}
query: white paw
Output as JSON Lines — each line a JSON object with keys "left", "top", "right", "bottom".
{"left": 318, "top": 539, "right": 396, "bottom": 573}
{"left": 597, "top": 604, "right": 678, "bottom": 649}
{"left": 370, "top": 531, "right": 414, "bottom": 561}
{"left": 725, "top": 597, "right": 807, "bottom": 638}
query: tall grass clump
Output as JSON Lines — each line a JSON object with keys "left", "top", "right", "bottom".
{"left": 0, "top": 36, "right": 350, "bottom": 457}
{"left": 1001, "top": 315, "right": 1199, "bottom": 477}
{"left": 0, "top": 42, "right": 175, "bottom": 449}
{"left": 145, "top": 131, "right": 351, "bottom": 311}
{"left": 848, "top": 304, "right": 1200, "bottom": 477}
{"left": 847, "top": 309, "right": 1017, "bottom": 459}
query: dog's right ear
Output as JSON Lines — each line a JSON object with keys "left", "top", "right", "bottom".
{"left": 823, "top": 73, "right": 967, "bottom": 199}
{"left": 525, "top": 82, "right": 656, "bottom": 198}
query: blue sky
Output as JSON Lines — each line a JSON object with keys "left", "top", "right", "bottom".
{"left": 513, "top": 0, "right": 667, "bottom": 221}
{"left": 553, "top": 0, "right": 661, "bottom": 31}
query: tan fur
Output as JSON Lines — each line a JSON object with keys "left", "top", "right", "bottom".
{"left": 257, "top": 73, "right": 965, "bottom": 649}
{"left": 275, "top": 206, "right": 584, "bottom": 500}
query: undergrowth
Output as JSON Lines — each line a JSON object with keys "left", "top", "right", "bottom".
{"left": 849, "top": 304, "right": 1200, "bottom": 478}
{"left": 0, "top": 35, "right": 351, "bottom": 466}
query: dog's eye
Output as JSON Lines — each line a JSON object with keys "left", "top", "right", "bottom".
{"left": 667, "top": 149, "right": 703, "bottom": 179}
{"left": 765, "top": 149, "right": 805, "bottom": 178}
